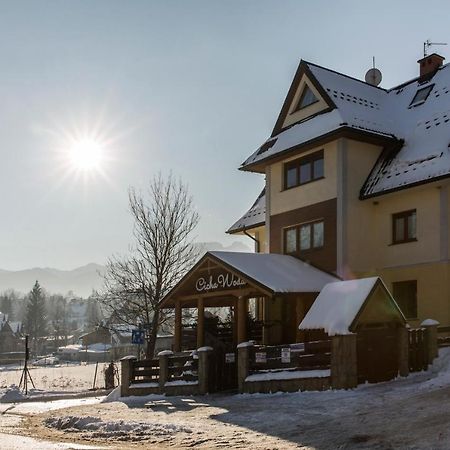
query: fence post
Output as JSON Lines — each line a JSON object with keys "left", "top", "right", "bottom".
{"left": 198, "top": 346, "right": 213, "bottom": 394}
{"left": 158, "top": 350, "right": 173, "bottom": 389}
{"left": 237, "top": 341, "right": 253, "bottom": 393}
{"left": 120, "top": 355, "right": 137, "bottom": 397}
{"left": 421, "top": 319, "right": 439, "bottom": 364}
{"left": 397, "top": 326, "right": 409, "bottom": 377}
{"left": 331, "top": 334, "right": 357, "bottom": 389}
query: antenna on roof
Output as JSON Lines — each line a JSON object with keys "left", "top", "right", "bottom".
{"left": 365, "top": 57, "right": 382, "bottom": 86}
{"left": 424, "top": 39, "right": 447, "bottom": 57}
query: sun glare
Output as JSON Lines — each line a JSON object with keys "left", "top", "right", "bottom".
{"left": 68, "top": 138, "right": 104, "bottom": 171}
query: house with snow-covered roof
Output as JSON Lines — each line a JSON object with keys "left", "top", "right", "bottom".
{"left": 228, "top": 52, "right": 450, "bottom": 328}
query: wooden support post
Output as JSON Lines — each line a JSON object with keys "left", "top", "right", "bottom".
{"left": 174, "top": 301, "right": 182, "bottom": 353}
{"left": 262, "top": 297, "right": 270, "bottom": 345}
{"left": 158, "top": 350, "right": 173, "bottom": 389}
{"left": 398, "top": 326, "right": 409, "bottom": 377}
{"left": 237, "top": 296, "right": 248, "bottom": 344}
{"left": 197, "top": 297, "right": 205, "bottom": 349}
{"left": 237, "top": 341, "right": 253, "bottom": 393}
{"left": 120, "top": 355, "right": 137, "bottom": 397}
{"left": 232, "top": 300, "right": 238, "bottom": 345}
{"left": 421, "top": 319, "right": 439, "bottom": 363}
{"left": 198, "top": 347, "right": 213, "bottom": 394}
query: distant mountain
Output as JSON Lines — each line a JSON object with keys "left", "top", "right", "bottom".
{"left": 0, "top": 263, "right": 105, "bottom": 298}
{"left": 196, "top": 241, "right": 252, "bottom": 254}
{"left": 0, "top": 241, "right": 252, "bottom": 297}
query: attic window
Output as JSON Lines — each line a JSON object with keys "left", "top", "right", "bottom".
{"left": 294, "top": 85, "right": 318, "bottom": 111}
{"left": 409, "top": 85, "right": 434, "bottom": 107}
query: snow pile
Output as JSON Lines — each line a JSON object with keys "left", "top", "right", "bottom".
{"left": 0, "top": 385, "right": 26, "bottom": 403}
{"left": 102, "top": 386, "right": 121, "bottom": 402}
{"left": 45, "top": 415, "right": 192, "bottom": 441}
{"left": 417, "top": 347, "right": 450, "bottom": 390}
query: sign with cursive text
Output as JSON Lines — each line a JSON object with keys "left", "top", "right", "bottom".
{"left": 195, "top": 272, "right": 246, "bottom": 292}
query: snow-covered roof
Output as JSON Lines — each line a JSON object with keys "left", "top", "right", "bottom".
{"left": 227, "top": 188, "right": 265, "bottom": 234}
{"left": 241, "top": 59, "right": 450, "bottom": 198}
{"left": 209, "top": 251, "right": 339, "bottom": 293}
{"left": 299, "top": 277, "right": 381, "bottom": 335}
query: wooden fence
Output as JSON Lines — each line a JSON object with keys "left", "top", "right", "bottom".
{"left": 249, "top": 340, "right": 331, "bottom": 375}
{"left": 167, "top": 353, "right": 198, "bottom": 383}
{"left": 437, "top": 325, "right": 450, "bottom": 348}
{"left": 129, "top": 351, "right": 198, "bottom": 385}
{"left": 408, "top": 328, "right": 428, "bottom": 372}
{"left": 131, "top": 358, "right": 160, "bottom": 384}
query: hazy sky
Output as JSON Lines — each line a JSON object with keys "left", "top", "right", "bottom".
{"left": 0, "top": 0, "right": 448, "bottom": 270}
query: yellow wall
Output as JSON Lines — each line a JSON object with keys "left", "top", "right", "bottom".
{"left": 356, "top": 263, "right": 450, "bottom": 327}
{"left": 347, "top": 184, "right": 441, "bottom": 271}
{"left": 269, "top": 141, "right": 338, "bottom": 216}
{"left": 282, "top": 77, "right": 329, "bottom": 128}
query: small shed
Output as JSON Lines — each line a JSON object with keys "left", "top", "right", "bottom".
{"left": 299, "top": 277, "right": 407, "bottom": 383}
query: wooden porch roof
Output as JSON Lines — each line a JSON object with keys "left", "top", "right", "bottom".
{"left": 160, "top": 251, "right": 339, "bottom": 308}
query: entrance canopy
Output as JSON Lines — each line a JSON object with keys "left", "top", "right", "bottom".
{"left": 161, "top": 251, "right": 339, "bottom": 308}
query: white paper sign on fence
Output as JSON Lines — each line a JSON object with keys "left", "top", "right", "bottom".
{"left": 281, "top": 348, "right": 291, "bottom": 363}
{"left": 255, "top": 352, "right": 267, "bottom": 364}
{"left": 225, "top": 353, "right": 235, "bottom": 363}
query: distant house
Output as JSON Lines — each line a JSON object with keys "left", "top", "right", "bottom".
{"left": 0, "top": 312, "right": 23, "bottom": 360}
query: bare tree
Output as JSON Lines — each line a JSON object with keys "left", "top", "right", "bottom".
{"left": 101, "top": 174, "right": 199, "bottom": 358}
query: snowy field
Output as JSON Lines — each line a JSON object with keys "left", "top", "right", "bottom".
{"left": 2, "top": 349, "right": 450, "bottom": 448}
{"left": 0, "top": 362, "right": 115, "bottom": 396}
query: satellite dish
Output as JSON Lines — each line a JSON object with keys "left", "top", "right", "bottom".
{"left": 365, "top": 68, "right": 382, "bottom": 86}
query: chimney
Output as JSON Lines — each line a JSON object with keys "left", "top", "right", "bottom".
{"left": 417, "top": 53, "right": 445, "bottom": 79}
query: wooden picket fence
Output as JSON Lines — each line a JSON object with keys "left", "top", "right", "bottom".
{"left": 408, "top": 328, "right": 428, "bottom": 372}
{"left": 248, "top": 340, "right": 331, "bottom": 375}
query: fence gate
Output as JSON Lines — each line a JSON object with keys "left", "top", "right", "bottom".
{"left": 357, "top": 326, "right": 399, "bottom": 383}
{"left": 210, "top": 348, "right": 238, "bottom": 392}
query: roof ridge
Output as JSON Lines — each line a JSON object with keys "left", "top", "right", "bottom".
{"left": 304, "top": 60, "right": 389, "bottom": 92}
{"left": 388, "top": 61, "right": 450, "bottom": 91}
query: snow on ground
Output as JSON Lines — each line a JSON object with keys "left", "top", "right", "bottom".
{"left": 45, "top": 415, "right": 192, "bottom": 441}
{"left": 0, "top": 362, "right": 115, "bottom": 396}
{"left": 5, "top": 348, "right": 450, "bottom": 449}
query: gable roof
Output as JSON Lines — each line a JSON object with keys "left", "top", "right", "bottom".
{"left": 241, "top": 59, "right": 450, "bottom": 198}
{"left": 161, "top": 251, "right": 339, "bottom": 307}
{"left": 298, "top": 277, "right": 406, "bottom": 335}
{"left": 227, "top": 188, "right": 265, "bottom": 234}
{"left": 209, "top": 251, "right": 339, "bottom": 293}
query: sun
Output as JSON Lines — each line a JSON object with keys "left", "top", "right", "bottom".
{"left": 68, "top": 138, "right": 104, "bottom": 171}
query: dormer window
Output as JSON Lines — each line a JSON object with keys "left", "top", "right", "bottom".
{"left": 409, "top": 85, "right": 433, "bottom": 108}
{"left": 294, "top": 85, "right": 318, "bottom": 111}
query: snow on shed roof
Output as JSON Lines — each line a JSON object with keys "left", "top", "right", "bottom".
{"left": 209, "top": 251, "right": 339, "bottom": 293}
{"left": 227, "top": 188, "right": 265, "bottom": 234}
{"left": 241, "top": 59, "right": 450, "bottom": 197}
{"left": 299, "top": 277, "right": 379, "bottom": 335}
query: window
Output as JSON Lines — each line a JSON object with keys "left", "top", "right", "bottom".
{"left": 294, "top": 85, "right": 319, "bottom": 111}
{"left": 409, "top": 85, "right": 433, "bottom": 107}
{"left": 392, "top": 210, "right": 416, "bottom": 244}
{"left": 393, "top": 280, "right": 417, "bottom": 319}
{"left": 284, "top": 220, "right": 324, "bottom": 254}
{"left": 284, "top": 150, "right": 324, "bottom": 189}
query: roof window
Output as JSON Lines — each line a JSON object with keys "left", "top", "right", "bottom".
{"left": 294, "top": 85, "right": 318, "bottom": 111}
{"left": 409, "top": 85, "right": 434, "bottom": 108}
